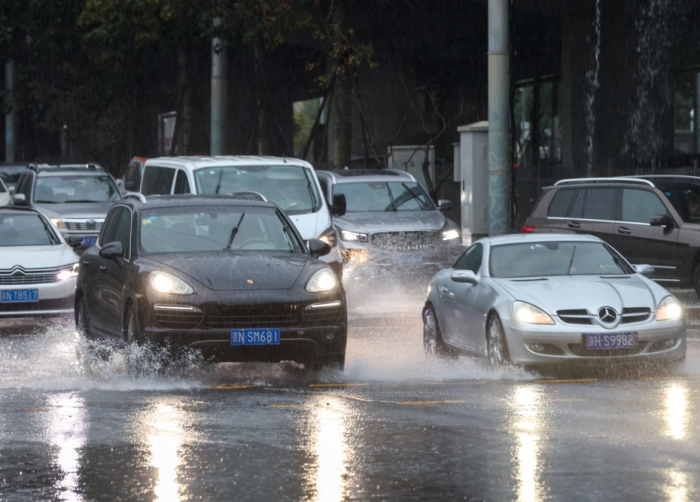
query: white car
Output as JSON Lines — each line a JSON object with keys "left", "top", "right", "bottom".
{"left": 0, "top": 207, "right": 81, "bottom": 317}
{"left": 137, "top": 156, "right": 344, "bottom": 278}
{"left": 0, "top": 178, "right": 10, "bottom": 207}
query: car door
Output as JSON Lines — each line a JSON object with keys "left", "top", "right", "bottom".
{"left": 563, "top": 187, "right": 617, "bottom": 242}
{"left": 440, "top": 243, "right": 483, "bottom": 351}
{"left": 611, "top": 188, "right": 680, "bottom": 282}
{"left": 87, "top": 208, "right": 119, "bottom": 333}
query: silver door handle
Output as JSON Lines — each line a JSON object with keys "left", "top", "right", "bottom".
{"left": 99, "top": 265, "right": 107, "bottom": 271}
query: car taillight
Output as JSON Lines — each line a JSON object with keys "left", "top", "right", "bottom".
{"left": 521, "top": 225, "right": 535, "bottom": 233}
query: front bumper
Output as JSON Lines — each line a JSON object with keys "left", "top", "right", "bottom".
{"left": 503, "top": 317, "right": 686, "bottom": 366}
{"left": 0, "top": 278, "right": 76, "bottom": 317}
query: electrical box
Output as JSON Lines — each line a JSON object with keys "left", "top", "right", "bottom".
{"left": 457, "top": 121, "right": 489, "bottom": 245}
{"left": 387, "top": 145, "right": 434, "bottom": 192}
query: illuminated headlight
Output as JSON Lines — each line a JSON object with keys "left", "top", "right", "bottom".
{"left": 340, "top": 230, "right": 368, "bottom": 242}
{"left": 56, "top": 263, "right": 79, "bottom": 281}
{"left": 150, "top": 271, "right": 194, "bottom": 295}
{"left": 656, "top": 296, "right": 682, "bottom": 321}
{"left": 441, "top": 229, "right": 460, "bottom": 240}
{"left": 513, "top": 300, "right": 555, "bottom": 324}
{"left": 306, "top": 268, "right": 338, "bottom": 293}
{"left": 50, "top": 218, "right": 65, "bottom": 229}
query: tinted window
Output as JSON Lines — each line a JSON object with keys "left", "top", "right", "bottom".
{"left": 620, "top": 189, "right": 668, "bottom": 223}
{"left": 548, "top": 189, "right": 577, "bottom": 217}
{"left": 658, "top": 184, "right": 700, "bottom": 223}
{"left": 16, "top": 173, "right": 33, "bottom": 199}
{"left": 141, "top": 166, "right": 175, "bottom": 195}
{"left": 569, "top": 189, "right": 585, "bottom": 218}
{"left": 174, "top": 170, "right": 191, "bottom": 194}
{"left": 454, "top": 243, "right": 483, "bottom": 273}
{"left": 582, "top": 188, "right": 617, "bottom": 220}
{"left": 318, "top": 178, "right": 329, "bottom": 201}
{"left": 0, "top": 213, "right": 59, "bottom": 246}
{"left": 0, "top": 181, "right": 5, "bottom": 193}
{"left": 124, "top": 161, "right": 142, "bottom": 191}
{"left": 35, "top": 175, "right": 121, "bottom": 203}
{"left": 100, "top": 206, "right": 131, "bottom": 258}
{"left": 332, "top": 181, "right": 435, "bottom": 212}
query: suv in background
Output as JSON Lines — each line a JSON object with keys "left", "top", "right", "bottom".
{"left": 137, "top": 156, "right": 344, "bottom": 278}
{"left": 523, "top": 175, "right": 700, "bottom": 294}
{"left": 316, "top": 169, "right": 461, "bottom": 270}
{"left": 13, "top": 164, "right": 122, "bottom": 249}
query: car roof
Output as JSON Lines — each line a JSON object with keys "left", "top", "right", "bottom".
{"left": 120, "top": 194, "right": 280, "bottom": 210}
{"left": 317, "top": 169, "right": 415, "bottom": 184}
{"left": 484, "top": 233, "right": 602, "bottom": 246}
{"left": 144, "top": 156, "right": 313, "bottom": 171}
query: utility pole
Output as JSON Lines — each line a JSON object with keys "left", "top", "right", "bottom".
{"left": 694, "top": 73, "right": 700, "bottom": 154}
{"left": 211, "top": 18, "right": 227, "bottom": 156}
{"left": 5, "top": 60, "right": 16, "bottom": 162}
{"left": 488, "top": 0, "right": 510, "bottom": 235}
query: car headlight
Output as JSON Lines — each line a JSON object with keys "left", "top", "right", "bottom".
{"left": 50, "top": 218, "right": 65, "bottom": 229}
{"left": 306, "top": 268, "right": 338, "bottom": 293}
{"left": 56, "top": 263, "right": 79, "bottom": 281}
{"left": 656, "top": 296, "right": 682, "bottom": 321}
{"left": 513, "top": 300, "right": 555, "bottom": 324}
{"left": 319, "top": 227, "right": 338, "bottom": 247}
{"left": 340, "top": 230, "right": 368, "bottom": 243}
{"left": 150, "top": 271, "right": 194, "bottom": 295}
{"left": 441, "top": 229, "right": 460, "bottom": 240}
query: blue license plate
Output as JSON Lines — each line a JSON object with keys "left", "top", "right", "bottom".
{"left": 1, "top": 289, "right": 39, "bottom": 303}
{"left": 393, "top": 253, "right": 423, "bottom": 266}
{"left": 586, "top": 333, "right": 635, "bottom": 350}
{"left": 231, "top": 328, "right": 281, "bottom": 346}
{"left": 81, "top": 236, "right": 97, "bottom": 247}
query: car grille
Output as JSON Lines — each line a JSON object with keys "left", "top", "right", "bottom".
{"left": 370, "top": 231, "right": 440, "bottom": 251}
{"left": 64, "top": 220, "right": 103, "bottom": 231}
{"left": 0, "top": 266, "right": 66, "bottom": 285}
{"left": 204, "top": 303, "right": 303, "bottom": 329}
{"left": 304, "top": 305, "right": 342, "bottom": 326}
{"left": 154, "top": 310, "right": 204, "bottom": 329}
{"left": 557, "top": 307, "right": 652, "bottom": 325}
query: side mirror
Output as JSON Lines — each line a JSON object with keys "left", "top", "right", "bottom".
{"left": 451, "top": 270, "right": 478, "bottom": 284}
{"left": 67, "top": 236, "right": 83, "bottom": 248}
{"left": 12, "top": 193, "right": 26, "bottom": 206}
{"left": 331, "top": 193, "right": 346, "bottom": 218}
{"left": 437, "top": 199, "right": 453, "bottom": 211}
{"left": 8, "top": 186, "right": 15, "bottom": 195}
{"left": 99, "top": 241, "right": 123, "bottom": 260}
{"left": 650, "top": 214, "right": 673, "bottom": 228}
{"left": 125, "top": 181, "right": 135, "bottom": 191}
{"left": 633, "top": 264, "right": 655, "bottom": 277}
{"left": 308, "top": 238, "right": 331, "bottom": 258}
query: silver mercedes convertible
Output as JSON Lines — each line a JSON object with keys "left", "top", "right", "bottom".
{"left": 423, "top": 234, "right": 686, "bottom": 367}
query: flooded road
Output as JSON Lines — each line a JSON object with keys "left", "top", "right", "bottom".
{"left": 1, "top": 290, "right": 700, "bottom": 500}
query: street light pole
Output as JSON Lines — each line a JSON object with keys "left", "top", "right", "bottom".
{"left": 211, "top": 18, "right": 227, "bottom": 156}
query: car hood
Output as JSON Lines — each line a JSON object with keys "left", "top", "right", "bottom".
{"left": 34, "top": 201, "right": 116, "bottom": 219}
{"left": 492, "top": 275, "right": 661, "bottom": 314}
{"left": 143, "top": 252, "right": 310, "bottom": 291}
{"left": 0, "top": 245, "right": 79, "bottom": 270}
{"left": 335, "top": 210, "right": 445, "bottom": 234}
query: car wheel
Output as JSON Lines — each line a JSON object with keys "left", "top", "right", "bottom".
{"left": 76, "top": 297, "right": 92, "bottom": 338}
{"left": 487, "top": 314, "right": 509, "bottom": 368}
{"left": 423, "top": 306, "right": 456, "bottom": 359}
{"left": 322, "top": 354, "right": 345, "bottom": 371}
{"left": 125, "top": 304, "right": 141, "bottom": 345}
{"left": 693, "top": 263, "right": 700, "bottom": 298}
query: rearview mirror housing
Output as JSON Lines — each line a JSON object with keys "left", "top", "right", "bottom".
{"left": 308, "top": 238, "right": 331, "bottom": 258}
{"left": 633, "top": 264, "right": 655, "bottom": 277}
{"left": 437, "top": 199, "right": 452, "bottom": 211}
{"left": 650, "top": 214, "right": 673, "bottom": 227}
{"left": 331, "top": 193, "right": 346, "bottom": 218}
{"left": 12, "top": 193, "right": 26, "bottom": 206}
{"left": 67, "top": 236, "right": 83, "bottom": 248}
{"left": 451, "top": 270, "right": 478, "bottom": 284}
{"left": 99, "top": 241, "right": 123, "bottom": 260}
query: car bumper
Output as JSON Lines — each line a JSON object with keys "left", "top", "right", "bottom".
{"left": 503, "top": 318, "right": 687, "bottom": 365}
{"left": 340, "top": 241, "right": 462, "bottom": 267}
{"left": 0, "top": 278, "right": 76, "bottom": 317}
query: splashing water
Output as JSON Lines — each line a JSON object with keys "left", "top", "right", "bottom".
{"left": 585, "top": 0, "right": 602, "bottom": 176}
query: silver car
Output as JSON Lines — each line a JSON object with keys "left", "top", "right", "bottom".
{"left": 423, "top": 233, "right": 686, "bottom": 367}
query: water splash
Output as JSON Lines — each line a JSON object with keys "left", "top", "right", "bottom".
{"left": 585, "top": 0, "right": 602, "bottom": 176}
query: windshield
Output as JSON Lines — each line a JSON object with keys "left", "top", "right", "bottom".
{"left": 0, "top": 214, "right": 60, "bottom": 246}
{"left": 332, "top": 181, "right": 435, "bottom": 212}
{"left": 0, "top": 166, "right": 26, "bottom": 186}
{"left": 659, "top": 184, "right": 700, "bottom": 223}
{"left": 35, "top": 175, "right": 122, "bottom": 204}
{"left": 140, "top": 205, "right": 302, "bottom": 254}
{"left": 194, "top": 165, "right": 321, "bottom": 215}
{"left": 490, "top": 241, "right": 632, "bottom": 278}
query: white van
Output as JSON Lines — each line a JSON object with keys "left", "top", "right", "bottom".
{"left": 138, "top": 156, "right": 344, "bottom": 277}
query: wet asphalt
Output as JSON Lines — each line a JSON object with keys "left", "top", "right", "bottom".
{"left": 1, "top": 281, "right": 700, "bottom": 501}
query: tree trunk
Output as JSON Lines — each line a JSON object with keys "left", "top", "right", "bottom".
{"left": 255, "top": 35, "right": 274, "bottom": 155}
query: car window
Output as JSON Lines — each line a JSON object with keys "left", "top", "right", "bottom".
{"left": 0, "top": 181, "right": 5, "bottom": 193}
{"left": 140, "top": 205, "right": 302, "bottom": 253}
{"left": 318, "top": 178, "right": 329, "bottom": 201}
{"left": 490, "top": 241, "right": 631, "bottom": 278}
{"left": 174, "top": 170, "right": 191, "bottom": 194}
{"left": 35, "top": 175, "right": 121, "bottom": 203}
{"left": 16, "top": 173, "right": 33, "bottom": 200}
{"left": 194, "top": 165, "right": 321, "bottom": 215}
{"left": 100, "top": 206, "right": 131, "bottom": 258}
{"left": 0, "top": 165, "right": 27, "bottom": 186}
{"left": 124, "top": 161, "right": 142, "bottom": 191}
{"left": 454, "top": 243, "right": 482, "bottom": 273}
{"left": 620, "top": 189, "right": 668, "bottom": 224}
{"left": 0, "top": 213, "right": 59, "bottom": 246}
{"left": 332, "top": 181, "right": 435, "bottom": 212}
{"left": 582, "top": 188, "right": 617, "bottom": 220}
{"left": 548, "top": 189, "right": 577, "bottom": 217}
{"left": 658, "top": 184, "right": 700, "bottom": 223}
{"left": 141, "top": 166, "right": 176, "bottom": 195}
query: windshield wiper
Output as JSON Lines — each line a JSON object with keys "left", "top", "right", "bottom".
{"left": 567, "top": 245, "right": 577, "bottom": 274}
{"left": 385, "top": 183, "right": 397, "bottom": 211}
{"left": 302, "top": 168, "right": 318, "bottom": 209}
{"left": 215, "top": 169, "right": 224, "bottom": 195}
{"left": 400, "top": 182, "right": 429, "bottom": 210}
{"left": 225, "top": 212, "right": 245, "bottom": 250}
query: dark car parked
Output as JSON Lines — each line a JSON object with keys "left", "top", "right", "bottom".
{"left": 523, "top": 175, "right": 700, "bottom": 294}
{"left": 74, "top": 194, "right": 347, "bottom": 369}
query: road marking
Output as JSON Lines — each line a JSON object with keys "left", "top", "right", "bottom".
{"left": 210, "top": 385, "right": 260, "bottom": 390}
{"left": 424, "top": 381, "right": 485, "bottom": 385}
{"left": 532, "top": 379, "right": 597, "bottom": 383}
{"left": 20, "top": 408, "right": 50, "bottom": 412}
{"left": 310, "top": 383, "right": 368, "bottom": 388}
{"left": 271, "top": 403, "right": 304, "bottom": 408}
{"left": 550, "top": 399, "right": 588, "bottom": 402}
{"left": 399, "top": 400, "right": 465, "bottom": 405}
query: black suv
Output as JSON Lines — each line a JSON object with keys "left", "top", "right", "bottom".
{"left": 13, "top": 164, "right": 122, "bottom": 249}
{"left": 523, "top": 175, "right": 700, "bottom": 294}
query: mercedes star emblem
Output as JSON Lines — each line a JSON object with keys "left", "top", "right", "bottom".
{"left": 598, "top": 307, "right": 617, "bottom": 324}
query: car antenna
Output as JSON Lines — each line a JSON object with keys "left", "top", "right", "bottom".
{"left": 283, "top": 153, "right": 287, "bottom": 163}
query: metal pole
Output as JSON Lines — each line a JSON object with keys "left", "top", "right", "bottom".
{"left": 5, "top": 60, "right": 16, "bottom": 162}
{"left": 694, "top": 72, "right": 700, "bottom": 154}
{"left": 210, "top": 18, "right": 227, "bottom": 156}
{"left": 488, "top": 0, "right": 510, "bottom": 235}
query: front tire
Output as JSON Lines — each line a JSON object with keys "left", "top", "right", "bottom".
{"left": 76, "top": 297, "right": 91, "bottom": 338}
{"left": 487, "top": 314, "right": 510, "bottom": 368}
{"left": 423, "top": 306, "right": 457, "bottom": 359}
{"left": 125, "top": 304, "right": 141, "bottom": 345}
